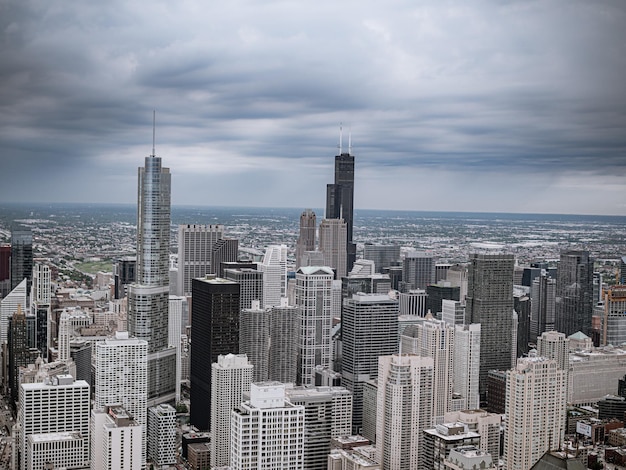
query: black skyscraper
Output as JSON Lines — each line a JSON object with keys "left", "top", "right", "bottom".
{"left": 190, "top": 276, "right": 240, "bottom": 431}
{"left": 555, "top": 250, "right": 594, "bottom": 337}
{"left": 326, "top": 150, "right": 356, "bottom": 271}
{"left": 10, "top": 225, "right": 33, "bottom": 293}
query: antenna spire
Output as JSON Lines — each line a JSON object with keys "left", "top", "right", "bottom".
{"left": 339, "top": 123, "right": 343, "bottom": 155}
{"left": 348, "top": 127, "right": 352, "bottom": 155}
{"left": 152, "top": 110, "right": 156, "bottom": 157}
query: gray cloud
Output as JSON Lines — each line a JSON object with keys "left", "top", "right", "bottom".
{"left": 1, "top": 0, "right": 625, "bottom": 214}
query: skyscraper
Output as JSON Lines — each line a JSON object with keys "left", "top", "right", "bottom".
{"left": 342, "top": 293, "right": 399, "bottom": 433}
{"left": 453, "top": 323, "right": 481, "bottom": 411}
{"left": 210, "top": 353, "right": 253, "bottom": 467}
{"left": 210, "top": 238, "right": 239, "bottom": 275}
{"left": 91, "top": 405, "right": 143, "bottom": 470}
{"left": 530, "top": 272, "right": 557, "bottom": 342}
{"left": 295, "top": 209, "right": 317, "bottom": 269}
{"left": 268, "top": 299, "right": 299, "bottom": 383}
{"left": 239, "top": 300, "right": 270, "bottom": 382}
{"left": 296, "top": 266, "right": 333, "bottom": 386}
{"left": 224, "top": 267, "right": 264, "bottom": 311}
{"left": 319, "top": 218, "right": 348, "bottom": 279}
{"left": 376, "top": 354, "right": 434, "bottom": 470}
{"left": 10, "top": 224, "right": 33, "bottom": 293}
{"left": 177, "top": 224, "right": 224, "bottom": 296}
{"left": 503, "top": 353, "right": 566, "bottom": 470}
{"left": 128, "top": 150, "right": 176, "bottom": 405}
{"left": 259, "top": 245, "right": 287, "bottom": 308}
{"left": 363, "top": 244, "right": 401, "bottom": 273}
{"left": 326, "top": 145, "right": 356, "bottom": 272}
{"left": 402, "top": 251, "right": 435, "bottom": 292}
{"left": 555, "top": 250, "right": 594, "bottom": 337}
{"left": 465, "top": 253, "right": 515, "bottom": 396}
{"left": 602, "top": 286, "right": 626, "bottom": 346}
{"left": 31, "top": 263, "right": 51, "bottom": 357}
{"left": 147, "top": 404, "right": 177, "bottom": 468}
{"left": 1, "top": 277, "right": 27, "bottom": 345}
{"left": 190, "top": 276, "right": 240, "bottom": 430}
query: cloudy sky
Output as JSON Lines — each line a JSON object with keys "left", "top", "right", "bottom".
{"left": 1, "top": 1, "right": 625, "bottom": 215}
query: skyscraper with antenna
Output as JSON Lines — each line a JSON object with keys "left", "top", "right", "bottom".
{"left": 326, "top": 125, "right": 356, "bottom": 272}
{"left": 127, "top": 112, "right": 177, "bottom": 405}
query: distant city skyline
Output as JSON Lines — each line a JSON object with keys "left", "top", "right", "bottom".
{"left": 1, "top": 2, "right": 625, "bottom": 215}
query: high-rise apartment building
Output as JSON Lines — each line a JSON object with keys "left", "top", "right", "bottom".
{"left": 128, "top": 152, "right": 176, "bottom": 405}
{"left": 177, "top": 224, "right": 224, "bottom": 296}
{"left": 168, "top": 295, "right": 186, "bottom": 402}
{"left": 230, "top": 382, "right": 305, "bottom": 470}
{"left": 224, "top": 267, "right": 264, "bottom": 311}
{"left": 147, "top": 403, "right": 177, "bottom": 468}
{"left": 503, "top": 353, "right": 566, "bottom": 470}
{"left": 402, "top": 252, "right": 435, "bottom": 292}
{"left": 453, "top": 324, "right": 481, "bottom": 411}
{"left": 210, "top": 354, "right": 253, "bottom": 467}
{"left": 94, "top": 332, "right": 148, "bottom": 464}
{"left": 537, "top": 331, "right": 570, "bottom": 371}
{"left": 376, "top": 354, "right": 434, "bottom": 470}
{"left": 326, "top": 147, "right": 356, "bottom": 272}
{"left": 286, "top": 386, "right": 353, "bottom": 470}
{"left": 319, "top": 218, "right": 348, "bottom": 279}
{"left": 363, "top": 244, "right": 400, "bottom": 273}
{"left": 268, "top": 299, "right": 299, "bottom": 383}
{"left": 296, "top": 209, "right": 317, "bottom": 269}
{"left": 296, "top": 266, "right": 333, "bottom": 386}
{"left": 342, "top": 293, "right": 399, "bottom": 433}
{"left": 259, "top": 245, "right": 287, "bottom": 308}
{"left": 466, "top": 253, "right": 515, "bottom": 396}
{"left": 91, "top": 405, "right": 143, "bottom": 470}
{"left": 190, "top": 276, "right": 240, "bottom": 430}
{"left": 239, "top": 300, "right": 270, "bottom": 382}
{"left": 555, "top": 250, "right": 594, "bottom": 337}
{"left": 10, "top": 225, "right": 33, "bottom": 293}
{"left": 19, "top": 375, "right": 90, "bottom": 470}
{"left": 530, "top": 272, "right": 556, "bottom": 342}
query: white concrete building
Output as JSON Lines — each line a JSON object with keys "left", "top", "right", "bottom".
{"left": 148, "top": 404, "right": 176, "bottom": 468}
{"left": 230, "top": 382, "right": 305, "bottom": 470}
{"left": 453, "top": 323, "right": 481, "bottom": 411}
{"left": 268, "top": 299, "right": 299, "bottom": 384}
{"left": 211, "top": 353, "right": 254, "bottom": 468}
{"left": 169, "top": 295, "right": 186, "bottom": 402}
{"left": 91, "top": 405, "right": 143, "bottom": 470}
{"left": 259, "top": 245, "right": 287, "bottom": 308}
{"left": 239, "top": 300, "right": 270, "bottom": 382}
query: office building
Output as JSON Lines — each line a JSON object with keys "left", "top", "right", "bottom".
{"left": 319, "top": 218, "right": 348, "bottom": 279}
{"left": 376, "top": 354, "right": 434, "bottom": 470}
{"left": 177, "top": 224, "right": 224, "bottom": 296}
{"left": 147, "top": 403, "right": 177, "bottom": 468}
{"left": 1, "top": 277, "right": 27, "bottom": 345}
{"left": 94, "top": 332, "right": 148, "bottom": 463}
{"left": 91, "top": 405, "right": 143, "bottom": 470}
{"left": 601, "top": 285, "right": 626, "bottom": 346}
{"left": 296, "top": 209, "right": 317, "bottom": 269}
{"left": 190, "top": 276, "right": 240, "bottom": 430}
{"left": 296, "top": 266, "right": 333, "bottom": 386}
{"left": 286, "top": 385, "right": 353, "bottom": 470}
{"left": 441, "top": 300, "right": 465, "bottom": 326}
{"left": 443, "top": 410, "right": 501, "bottom": 462}
{"left": 210, "top": 238, "right": 239, "bottom": 276}
{"left": 422, "top": 423, "right": 481, "bottom": 470}
{"left": 31, "top": 263, "right": 51, "bottom": 357}
{"left": 169, "top": 295, "right": 186, "bottom": 402}
{"left": 114, "top": 256, "right": 136, "bottom": 299}
{"left": 349, "top": 259, "right": 375, "bottom": 277}
{"left": 537, "top": 331, "right": 569, "bottom": 371}
{"left": 259, "top": 245, "right": 287, "bottom": 308}
{"left": 224, "top": 267, "right": 264, "bottom": 311}
{"left": 402, "top": 251, "right": 435, "bottom": 292}
{"left": 453, "top": 324, "right": 481, "bottom": 411}
{"left": 268, "top": 299, "right": 299, "bottom": 383}
{"left": 326, "top": 145, "right": 356, "bottom": 272}
{"left": 128, "top": 151, "right": 176, "bottom": 405}
{"left": 210, "top": 353, "right": 253, "bottom": 467}
{"left": 427, "top": 282, "right": 461, "bottom": 317}
{"left": 230, "top": 382, "right": 305, "bottom": 469}
{"left": 10, "top": 225, "right": 33, "bottom": 293}
{"left": 363, "top": 244, "right": 400, "bottom": 273}
{"left": 446, "top": 264, "right": 468, "bottom": 303}
{"left": 400, "top": 316, "right": 455, "bottom": 422}
{"left": 504, "top": 353, "right": 566, "bottom": 470}
{"left": 555, "top": 250, "right": 594, "bottom": 337}
{"left": 342, "top": 293, "right": 398, "bottom": 432}
{"left": 465, "top": 253, "right": 515, "bottom": 396}
{"left": 621, "top": 256, "right": 626, "bottom": 285}
{"left": 239, "top": 300, "right": 270, "bottom": 382}
{"left": 530, "top": 272, "right": 557, "bottom": 343}
{"left": 19, "top": 375, "right": 90, "bottom": 470}
{"left": 8, "top": 305, "right": 37, "bottom": 404}
{"left": 0, "top": 244, "right": 10, "bottom": 297}
{"left": 514, "top": 285, "right": 531, "bottom": 357}
{"left": 398, "top": 289, "right": 428, "bottom": 316}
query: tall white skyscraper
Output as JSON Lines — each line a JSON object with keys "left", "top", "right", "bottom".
{"left": 268, "top": 299, "right": 299, "bottom": 383}
{"left": 19, "top": 375, "right": 90, "bottom": 470}
{"left": 169, "top": 295, "right": 186, "bottom": 402}
{"left": 318, "top": 218, "right": 348, "bottom": 279}
{"left": 401, "top": 316, "right": 454, "bottom": 423}
{"left": 147, "top": 404, "right": 177, "bottom": 468}
{"left": 128, "top": 150, "right": 176, "bottom": 405}
{"left": 503, "top": 353, "right": 566, "bottom": 470}
{"left": 177, "top": 224, "right": 224, "bottom": 296}
{"left": 239, "top": 300, "right": 270, "bottom": 382}
{"left": 453, "top": 323, "right": 481, "bottom": 411}
{"left": 95, "top": 332, "right": 148, "bottom": 464}
{"left": 376, "top": 354, "right": 434, "bottom": 470}
{"left": 230, "top": 382, "right": 305, "bottom": 470}
{"left": 57, "top": 310, "right": 71, "bottom": 362}
{"left": 295, "top": 266, "right": 334, "bottom": 386}
{"left": 1, "top": 277, "right": 27, "bottom": 344}
{"left": 31, "top": 263, "right": 51, "bottom": 305}
{"left": 211, "top": 353, "right": 253, "bottom": 467}
{"left": 537, "top": 331, "right": 569, "bottom": 371}
{"left": 91, "top": 405, "right": 143, "bottom": 470}
{"left": 260, "top": 245, "right": 288, "bottom": 308}
{"left": 31, "top": 263, "right": 51, "bottom": 357}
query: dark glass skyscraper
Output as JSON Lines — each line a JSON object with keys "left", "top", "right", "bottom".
{"left": 10, "top": 225, "right": 33, "bottom": 293}
{"left": 326, "top": 151, "right": 356, "bottom": 272}
{"left": 555, "top": 250, "right": 594, "bottom": 337}
{"left": 128, "top": 150, "right": 176, "bottom": 405}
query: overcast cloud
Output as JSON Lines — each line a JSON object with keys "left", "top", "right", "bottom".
{"left": 1, "top": 1, "right": 625, "bottom": 214}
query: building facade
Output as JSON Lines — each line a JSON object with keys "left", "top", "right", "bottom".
{"left": 555, "top": 250, "right": 594, "bottom": 337}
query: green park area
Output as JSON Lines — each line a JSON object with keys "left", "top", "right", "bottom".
{"left": 74, "top": 259, "right": 113, "bottom": 275}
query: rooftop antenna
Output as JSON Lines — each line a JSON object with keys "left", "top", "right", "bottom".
{"left": 151, "top": 110, "right": 156, "bottom": 157}
{"left": 348, "top": 126, "right": 352, "bottom": 155}
{"left": 339, "top": 123, "right": 343, "bottom": 155}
